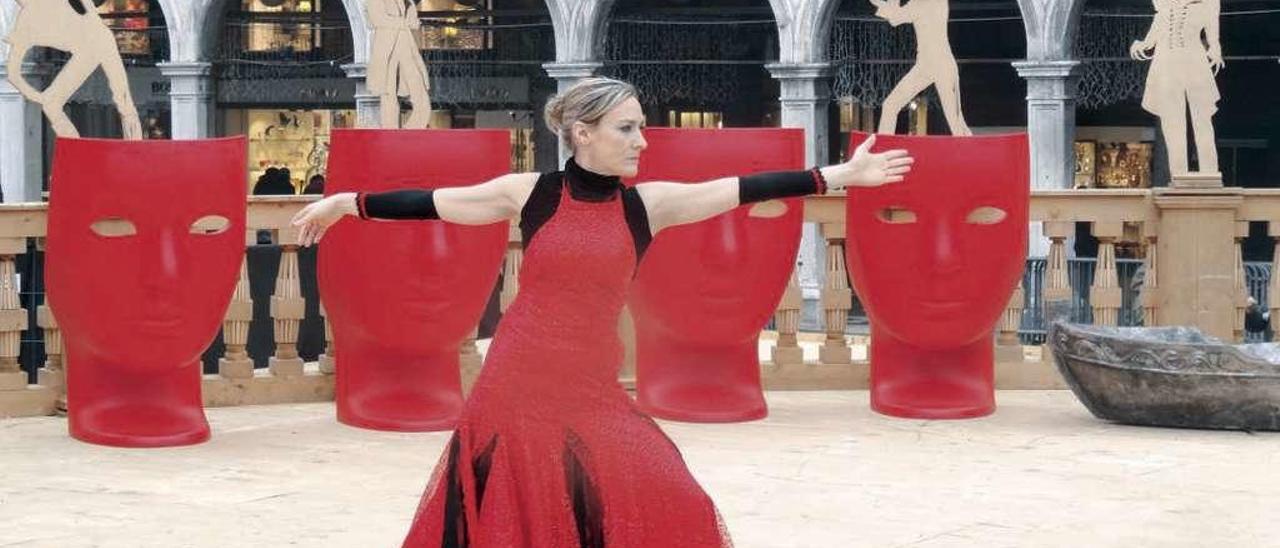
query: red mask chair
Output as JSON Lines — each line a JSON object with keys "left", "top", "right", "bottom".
{"left": 46, "top": 137, "right": 247, "bottom": 447}
{"left": 320, "top": 129, "right": 508, "bottom": 432}
{"left": 627, "top": 128, "right": 805, "bottom": 422}
{"left": 845, "top": 132, "right": 1028, "bottom": 419}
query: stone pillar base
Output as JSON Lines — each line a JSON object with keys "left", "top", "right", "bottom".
{"left": 771, "top": 345, "right": 804, "bottom": 366}
{"left": 995, "top": 343, "right": 1025, "bottom": 363}
{"left": 218, "top": 358, "right": 255, "bottom": 379}
{"left": 763, "top": 362, "right": 867, "bottom": 390}
{"left": 995, "top": 359, "right": 1068, "bottom": 389}
{"left": 0, "top": 371, "right": 27, "bottom": 391}
{"left": 202, "top": 368, "right": 334, "bottom": 407}
{"left": 269, "top": 357, "right": 305, "bottom": 378}
{"left": 1171, "top": 172, "right": 1224, "bottom": 189}
{"left": 819, "top": 342, "right": 851, "bottom": 365}
{"left": 37, "top": 368, "right": 63, "bottom": 390}
{"left": 0, "top": 385, "right": 56, "bottom": 417}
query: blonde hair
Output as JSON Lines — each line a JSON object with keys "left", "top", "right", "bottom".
{"left": 543, "top": 77, "right": 639, "bottom": 150}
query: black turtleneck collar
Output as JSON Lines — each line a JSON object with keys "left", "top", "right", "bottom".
{"left": 564, "top": 157, "right": 623, "bottom": 202}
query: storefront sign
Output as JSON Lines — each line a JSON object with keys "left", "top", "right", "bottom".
{"left": 430, "top": 77, "right": 529, "bottom": 105}
{"left": 72, "top": 72, "right": 531, "bottom": 107}
{"left": 70, "top": 66, "right": 170, "bottom": 107}
{"left": 217, "top": 78, "right": 357, "bottom": 105}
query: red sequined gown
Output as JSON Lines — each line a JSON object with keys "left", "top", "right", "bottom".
{"left": 402, "top": 177, "right": 733, "bottom": 547}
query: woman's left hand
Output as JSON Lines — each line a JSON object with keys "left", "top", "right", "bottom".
{"left": 821, "top": 134, "right": 914, "bottom": 191}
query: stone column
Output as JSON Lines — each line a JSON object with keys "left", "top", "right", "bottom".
{"left": 767, "top": 62, "right": 833, "bottom": 331}
{"left": 158, "top": 62, "right": 215, "bottom": 140}
{"left": 0, "top": 62, "right": 44, "bottom": 203}
{"left": 1089, "top": 222, "right": 1122, "bottom": 327}
{"left": 0, "top": 240, "right": 28, "bottom": 392}
{"left": 341, "top": 63, "right": 380, "bottom": 129}
{"left": 1013, "top": 60, "right": 1080, "bottom": 258}
{"left": 269, "top": 229, "right": 306, "bottom": 377}
{"left": 1153, "top": 189, "right": 1243, "bottom": 340}
{"left": 218, "top": 252, "right": 254, "bottom": 379}
{"left": 542, "top": 62, "right": 603, "bottom": 166}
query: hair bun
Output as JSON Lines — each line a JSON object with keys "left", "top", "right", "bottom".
{"left": 543, "top": 95, "right": 566, "bottom": 135}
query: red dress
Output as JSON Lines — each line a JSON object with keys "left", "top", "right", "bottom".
{"left": 401, "top": 176, "right": 733, "bottom": 547}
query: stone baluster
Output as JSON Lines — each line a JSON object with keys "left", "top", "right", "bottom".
{"left": 1089, "top": 222, "right": 1122, "bottom": 327}
{"left": 270, "top": 230, "right": 305, "bottom": 377}
{"left": 771, "top": 267, "right": 804, "bottom": 366}
{"left": 996, "top": 275, "right": 1026, "bottom": 362}
{"left": 1234, "top": 222, "right": 1251, "bottom": 342}
{"left": 999, "top": 282, "right": 1026, "bottom": 346}
{"left": 1269, "top": 223, "right": 1280, "bottom": 336}
{"left": 36, "top": 304, "right": 62, "bottom": 405}
{"left": 1042, "top": 221, "right": 1073, "bottom": 325}
{"left": 318, "top": 302, "right": 335, "bottom": 374}
{"left": 219, "top": 242, "right": 254, "bottom": 378}
{"left": 500, "top": 224, "right": 523, "bottom": 313}
{"left": 1139, "top": 222, "right": 1160, "bottom": 327}
{"left": 25, "top": 238, "right": 65, "bottom": 409}
{"left": 0, "top": 239, "right": 28, "bottom": 393}
{"left": 460, "top": 326, "right": 482, "bottom": 378}
{"left": 819, "top": 223, "right": 852, "bottom": 364}
{"left": 1040, "top": 221, "right": 1073, "bottom": 363}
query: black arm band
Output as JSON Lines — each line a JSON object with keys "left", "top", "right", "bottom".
{"left": 359, "top": 189, "right": 440, "bottom": 220}
{"left": 737, "top": 169, "right": 825, "bottom": 205}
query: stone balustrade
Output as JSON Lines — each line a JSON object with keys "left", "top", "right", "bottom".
{"left": 0, "top": 188, "right": 1268, "bottom": 417}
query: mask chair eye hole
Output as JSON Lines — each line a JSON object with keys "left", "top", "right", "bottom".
{"left": 90, "top": 218, "right": 137, "bottom": 238}
{"left": 748, "top": 200, "right": 789, "bottom": 219}
{"left": 875, "top": 207, "right": 917, "bottom": 224}
{"left": 965, "top": 206, "right": 1007, "bottom": 225}
{"left": 190, "top": 215, "right": 231, "bottom": 235}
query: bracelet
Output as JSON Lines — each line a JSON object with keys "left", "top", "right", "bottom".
{"left": 809, "top": 167, "right": 829, "bottom": 195}
{"left": 356, "top": 192, "right": 370, "bottom": 220}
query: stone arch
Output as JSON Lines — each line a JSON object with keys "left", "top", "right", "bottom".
{"left": 1016, "top": 0, "right": 1087, "bottom": 60}
{"left": 771, "top": 0, "right": 842, "bottom": 65}
{"left": 544, "top": 0, "right": 616, "bottom": 63}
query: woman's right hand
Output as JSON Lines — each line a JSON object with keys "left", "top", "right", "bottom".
{"left": 291, "top": 192, "right": 358, "bottom": 247}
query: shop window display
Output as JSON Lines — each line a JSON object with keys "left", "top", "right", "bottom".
{"left": 242, "top": 0, "right": 323, "bottom": 53}
{"left": 96, "top": 0, "right": 151, "bottom": 57}
{"left": 666, "top": 111, "right": 723, "bottom": 129}
{"left": 1074, "top": 140, "right": 1154, "bottom": 189}
{"left": 236, "top": 108, "right": 355, "bottom": 193}
{"left": 417, "top": 0, "right": 488, "bottom": 51}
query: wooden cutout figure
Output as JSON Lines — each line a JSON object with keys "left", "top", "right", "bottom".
{"left": 3, "top": 0, "right": 142, "bottom": 139}
{"left": 1131, "top": 0, "right": 1223, "bottom": 175}
{"left": 367, "top": 0, "right": 432, "bottom": 129}
{"left": 868, "top": 0, "right": 971, "bottom": 136}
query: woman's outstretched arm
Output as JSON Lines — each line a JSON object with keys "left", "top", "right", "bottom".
{"left": 290, "top": 172, "right": 538, "bottom": 247}
{"left": 635, "top": 134, "right": 913, "bottom": 235}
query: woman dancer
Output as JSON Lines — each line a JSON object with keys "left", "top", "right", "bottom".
{"left": 292, "top": 77, "right": 912, "bottom": 547}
